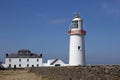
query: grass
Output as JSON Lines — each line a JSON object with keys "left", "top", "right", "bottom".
{"left": 0, "top": 69, "right": 43, "bottom": 80}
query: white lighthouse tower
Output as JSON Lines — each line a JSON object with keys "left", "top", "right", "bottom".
{"left": 68, "top": 14, "right": 86, "bottom": 66}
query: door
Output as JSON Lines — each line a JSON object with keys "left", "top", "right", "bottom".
{"left": 14, "top": 65, "right": 16, "bottom": 69}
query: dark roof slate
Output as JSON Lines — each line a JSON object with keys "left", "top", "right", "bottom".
{"left": 50, "top": 59, "right": 59, "bottom": 65}
{"left": 6, "top": 50, "right": 42, "bottom": 58}
{"left": 6, "top": 53, "right": 42, "bottom": 58}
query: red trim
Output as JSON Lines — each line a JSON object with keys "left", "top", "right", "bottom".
{"left": 68, "top": 29, "right": 86, "bottom": 35}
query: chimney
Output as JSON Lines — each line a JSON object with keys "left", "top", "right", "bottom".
{"left": 6, "top": 53, "right": 8, "bottom": 57}
{"left": 40, "top": 54, "right": 42, "bottom": 58}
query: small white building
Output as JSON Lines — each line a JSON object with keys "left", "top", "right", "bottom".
{"left": 43, "top": 59, "right": 65, "bottom": 66}
{"left": 5, "top": 49, "right": 42, "bottom": 68}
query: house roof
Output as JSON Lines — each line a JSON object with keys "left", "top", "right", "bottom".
{"left": 6, "top": 50, "right": 42, "bottom": 58}
{"left": 49, "top": 59, "right": 65, "bottom": 65}
{"left": 50, "top": 59, "right": 59, "bottom": 65}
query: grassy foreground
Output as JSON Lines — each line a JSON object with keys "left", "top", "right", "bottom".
{"left": 0, "top": 69, "right": 44, "bottom": 80}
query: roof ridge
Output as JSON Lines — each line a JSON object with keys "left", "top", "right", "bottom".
{"left": 50, "top": 59, "right": 59, "bottom": 65}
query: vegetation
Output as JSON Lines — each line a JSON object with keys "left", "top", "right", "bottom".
{"left": 29, "top": 65, "right": 120, "bottom": 80}
{"left": 0, "top": 65, "right": 120, "bottom": 80}
{"left": 0, "top": 69, "right": 43, "bottom": 80}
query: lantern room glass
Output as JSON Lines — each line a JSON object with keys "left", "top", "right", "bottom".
{"left": 72, "top": 21, "right": 78, "bottom": 28}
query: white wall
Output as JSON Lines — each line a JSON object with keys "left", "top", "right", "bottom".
{"left": 52, "top": 59, "right": 65, "bottom": 66}
{"left": 44, "top": 59, "right": 65, "bottom": 66}
{"left": 5, "top": 58, "right": 42, "bottom": 68}
{"left": 69, "top": 35, "right": 85, "bottom": 66}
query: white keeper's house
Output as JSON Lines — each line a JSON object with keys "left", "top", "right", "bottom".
{"left": 5, "top": 49, "right": 42, "bottom": 68}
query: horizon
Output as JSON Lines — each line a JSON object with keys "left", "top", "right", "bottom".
{"left": 0, "top": 0, "right": 120, "bottom": 64}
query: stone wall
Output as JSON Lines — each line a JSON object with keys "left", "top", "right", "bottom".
{"left": 29, "top": 65, "right": 120, "bottom": 80}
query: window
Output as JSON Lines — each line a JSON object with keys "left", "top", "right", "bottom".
{"left": 78, "top": 46, "right": 80, "bottom": 50}
{"left": 55, "top": 64, "right": 60, "bottom": 66}
{"left": 27, "top": 59, "right": 29, "bottom": 62}
{"left": 19, "top": 59, "right": 21, "bottom": 62}
{"left": 72, "top": 21, "right": 78, "bottom": 28}
{"left": 37, "top": 64, "right": 39, "bottom": 67}
{"left": 19, "top": 64, "right": 21, "bottom": 67}
{"left": 27, "top": 64, "right": 29, "bottom": 67}
{"left": 32, "top": 65, "right": 34, "bottom": 67}
{"left": 37, "top": 59, "right": 39, "bottom": 62}
{"left": 9, "top": 64, "right": 11, "bottom": 68}
{"left": 9, "top": 59, "right": 11, "bottom": 62}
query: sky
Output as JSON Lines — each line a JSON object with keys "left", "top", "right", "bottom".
{"left": 0, "top": 0, "right": 120, "bottom": 64}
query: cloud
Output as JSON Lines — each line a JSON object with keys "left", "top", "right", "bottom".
{"left": 102, "top": 1, "right": 120, "bottom": 15}
{"left": 37, "top": 13, "right": 67, "bottom": 25}
{"left": 49, "top": 18, "right": 66, "bottom": 24}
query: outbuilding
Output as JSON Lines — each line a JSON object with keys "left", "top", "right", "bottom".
{"left": 43, "top": 59, "right": 65, "bottom": 66}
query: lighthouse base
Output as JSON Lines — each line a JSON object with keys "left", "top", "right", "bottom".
{"left": 69, "top": 35, "right": 85, "bottom": 66}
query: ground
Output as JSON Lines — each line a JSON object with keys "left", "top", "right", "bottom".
{"left": 0, "top": 69, "right": 45, "bottom": 80}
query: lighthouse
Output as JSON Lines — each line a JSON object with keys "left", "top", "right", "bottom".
{"left": 68, "top": 14, "right": 86, "bottom": 66}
